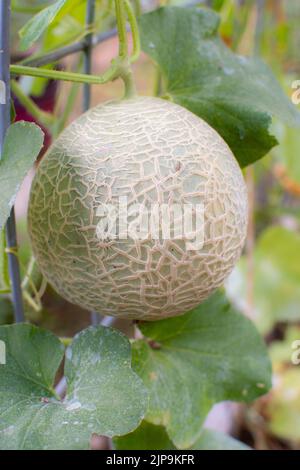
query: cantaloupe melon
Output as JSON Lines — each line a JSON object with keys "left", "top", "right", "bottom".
{"left": 28, "top": 97, "right": 248, "bottom": 320}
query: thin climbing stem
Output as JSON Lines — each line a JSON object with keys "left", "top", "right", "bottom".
{"left": 0, "top": 287, "right": 10, "bottom": 295}
{"left": 10, "top": 64, "right": 118, "bottom": 85}
{"left": 113, "top": 0, "right": 138, "bottom": 98}
{"left": 55, "top": 79, "right": 81, "bottom": 136}
{"left": 5, "top": 209, "right": 25, "bottom": 322}
{"left": 38, "top": 277, "right": 48, "bottom": 300}
{"left": 11, "top": 80, "right": 55, "bottom": 127}
{"left": 6, "top": 247, "right": 43, "bottom": 313}
{"left": 52, "top": 56, "right": 83, "bottom": 136}
{"left": 133, "top": 0, "right": 142, "bottom": 17}
{"left": 1, "top": 228, "right": 10, "bottom": 288}
{"left": 21, "top": 256, "right": 35, "bottom": 290}
{"left": 115, "top": 0, "right": 128, "bottom": 58}
{"left": 124, "top": 0, "right": 141, "bottom": 63}
{"left": 23, "top": 290, "right": 41, "bottom": 313}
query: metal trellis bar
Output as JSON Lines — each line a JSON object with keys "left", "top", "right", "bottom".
{"left": 83, "top": 0, "right": 96, "bottom": 113}
{"left": 23, "top": 29, "right": 118, "bottom": 68}
{"left": 0, "top": 0, "right": 25, "bottom": 323}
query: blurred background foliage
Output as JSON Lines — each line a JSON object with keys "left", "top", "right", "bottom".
{"left": 2, "top": 0, "right": 300, "bottom": 450}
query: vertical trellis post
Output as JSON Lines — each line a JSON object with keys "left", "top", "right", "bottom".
{"left": 83, "top": 0, "right": 96, "bottom": 113}
{"left": 0, "top": 0, "right": 25, "bottom": 323}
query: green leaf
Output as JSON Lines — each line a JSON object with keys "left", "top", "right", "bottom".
{"left": 19, "top": 0, "right": 67, "bottom": 51}
{"left": 132, "top": 291, "right": 271, "bottom": 449}
{"left": 114, "top": 421, "right": 250, "bottom": 450}
{"left": 226, "top": 226, "right": 300, "bottom": 334}
{"left": 42, "top": 3, "right": 86, "bottom": 52}
{"left": 0, "top": 324, "right": 148, "bottom": 450}
{"left": 139, "top": 6, "right": 300, "bottom": 167}
{"left": 114, "top": 421, "right": 174, "bottom": 450}
{"left": 0, "top": 121, "right": 44, "bottom": 230}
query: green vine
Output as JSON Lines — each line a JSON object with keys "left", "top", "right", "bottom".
{"left": 10, "top": 0, "right": 141, "bottom": 100}
{"left": 11, "top": 80, "right": 55, "bottom": 127}
{"left": 133, "top": 0, "right": 142, "bottom": 17}
{"left": 1, "top": 228, "right": 10, "bottom": 289}
{"left": 115, "top": 0, "right": 128, "bottom": 58}
{"left": 125, "top": 0, "right": 141, "bottom": 63}
{"left": 10, "top": 64, "right": 118, "bottom": 86}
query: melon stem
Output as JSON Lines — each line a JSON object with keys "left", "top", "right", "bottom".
{"left": 114, "top": 0, "right": 139, "bottom": 99}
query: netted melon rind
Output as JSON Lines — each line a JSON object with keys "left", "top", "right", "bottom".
{"left": 28, "top": 97, "right": 248, "bottom": 320}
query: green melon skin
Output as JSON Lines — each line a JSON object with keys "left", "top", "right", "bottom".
{"left": 28, "top": 97, "right": 248, "bottom": 320}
